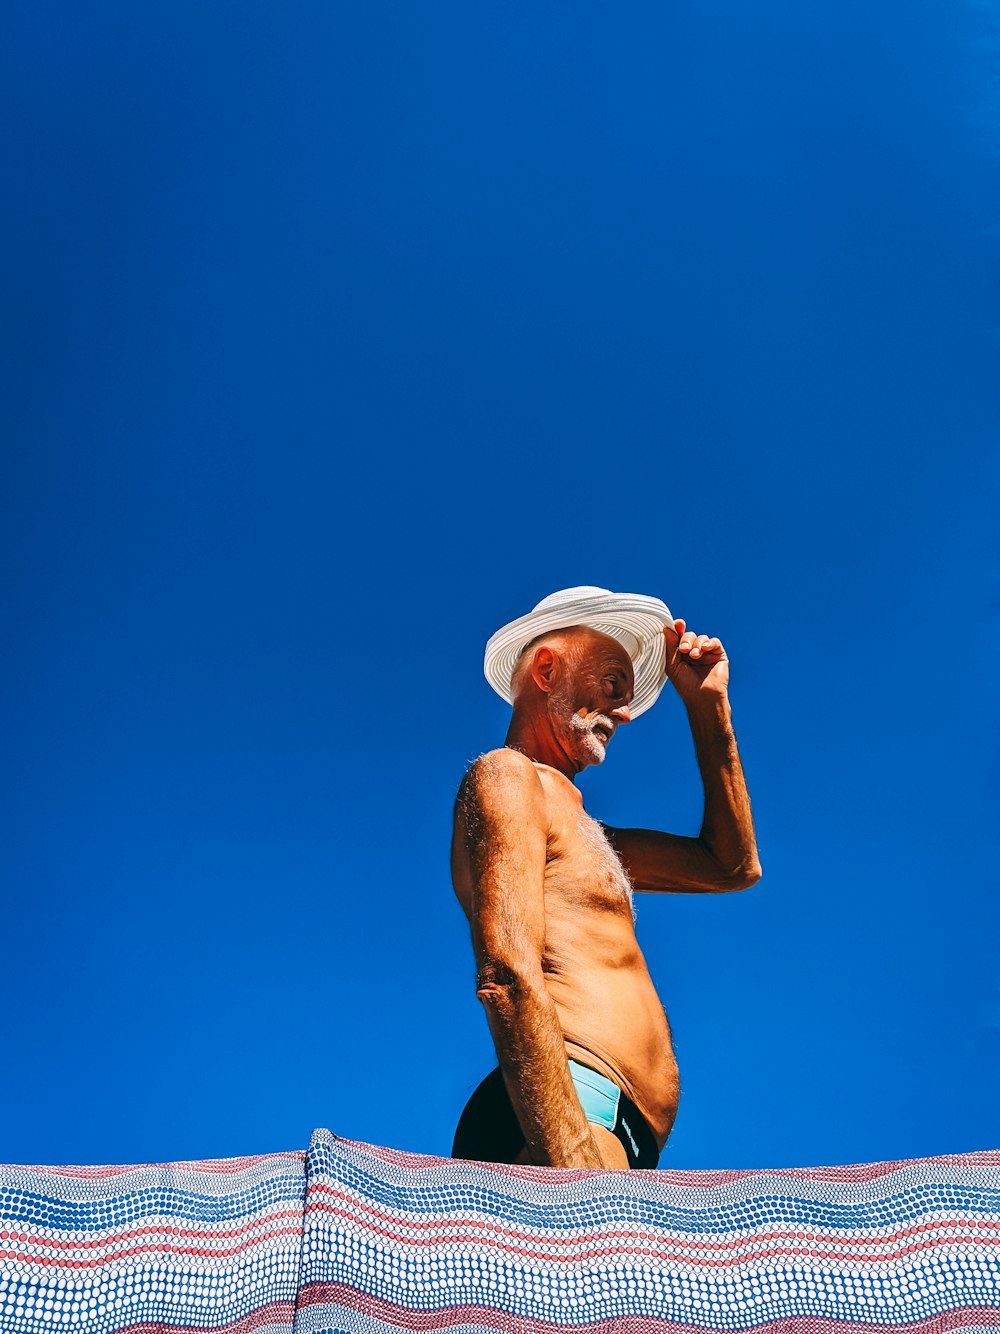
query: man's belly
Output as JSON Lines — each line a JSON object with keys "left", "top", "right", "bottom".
{"left": 543, "top": 962, "right": 680, "bottom": 1147}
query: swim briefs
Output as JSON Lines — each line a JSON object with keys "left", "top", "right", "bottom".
{"left": 451, "top": 1059, "right": 660, "bottom": 1169}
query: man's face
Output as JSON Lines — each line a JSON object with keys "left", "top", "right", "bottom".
{"left": 548, "top": 631, "right": 635, "bottom": 770}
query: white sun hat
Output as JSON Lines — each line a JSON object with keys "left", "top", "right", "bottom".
{"left": 484, "top": 586, "right": 675, "bottom": 719}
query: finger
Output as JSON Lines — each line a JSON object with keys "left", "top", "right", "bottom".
{"left": 665, "top": 618, "right": 685, "bottom": 643}
{"left": 689, "top": 634, "right": 711, "bottom": 659}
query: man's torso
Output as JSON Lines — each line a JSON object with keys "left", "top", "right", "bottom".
{"left": 453, "top": 756, "right": 679, "bottom": 1147}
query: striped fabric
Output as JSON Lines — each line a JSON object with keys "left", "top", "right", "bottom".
{"left": 1, "top": 1128, "right": 998, "bottom": 1333}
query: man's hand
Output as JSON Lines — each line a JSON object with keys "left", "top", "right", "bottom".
{"left": 664, "top": 619, "right": 729, "bottom": 707}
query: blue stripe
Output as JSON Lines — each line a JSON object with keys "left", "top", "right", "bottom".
{"left": 0, "top": 1175, "right": 306, "bottom": 1231}
{"left": 307, "top": 1156, "right": 1000, "bottom": 1235}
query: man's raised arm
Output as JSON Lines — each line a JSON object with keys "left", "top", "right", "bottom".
{"left": 453, "top": 749, "right": 603, "bottom": 1168}
{"left": 605, "top": 620, "right": 762, "bottom": 893}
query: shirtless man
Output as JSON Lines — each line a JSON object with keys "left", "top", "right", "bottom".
{"left": 450, "top": 587, "right": 761, "bottom": 1170}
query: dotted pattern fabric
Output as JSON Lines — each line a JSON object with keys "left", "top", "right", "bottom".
{"left": 1, "top": 1131, "right": 998, "bottom": 1334}
{"left": 0, "top": 1150, "right": 306, "bottom": 1334}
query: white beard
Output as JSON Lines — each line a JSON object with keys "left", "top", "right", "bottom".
{"left": 549, "top": 677, "right": 614, "bottom": 768}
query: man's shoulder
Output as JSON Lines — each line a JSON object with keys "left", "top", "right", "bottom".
{"left": 459, "top": 746, "right": 541, "bottom": 789}
{"left": 456, "top": 748, "right": 546, "bottom": 814}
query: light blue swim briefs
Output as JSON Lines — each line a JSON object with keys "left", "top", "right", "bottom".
{"left": 568, "top": 1059, "right": 648, "bottom": 1164}
{"left": 568, "top": 1059, "right": 625, "bottom": 1132}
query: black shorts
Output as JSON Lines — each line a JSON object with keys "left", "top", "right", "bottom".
{"left": 451, "top": 1064, "right": 660, "bottom": 1169}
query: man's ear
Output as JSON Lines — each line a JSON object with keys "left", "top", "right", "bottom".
{"left": 530, "top": 646, "right": 558, "bottom": 694}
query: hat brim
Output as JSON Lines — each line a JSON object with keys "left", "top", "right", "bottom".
{"left": 484, "top": 591, "right": 674, "bottom": 719}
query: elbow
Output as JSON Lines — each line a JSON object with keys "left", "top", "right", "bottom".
{"left": 698, "top": 837, "right": 762, "bottom": 892}
{"left": 725, "top": 861, "right": 762, "bottom": 891}
{"left": 475, "top": 959, "right": 544, "bottom": 1005}
{"left": 709, "top": 860, "right": 762, "bottom": 892}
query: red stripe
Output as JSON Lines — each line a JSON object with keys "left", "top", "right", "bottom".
{"left": 298, "top": 1282, "right": 1000, "bottom": 1334}
{"left": 0, "top": 1153, "right": 305, "bottom": 1180}
{"left": 307, "top": 1183, "right": 1000, "bottom": 1252}
{"left": 302, "top": 1200, "right": 1000, "bottom": 1268}
{"left": 7, "top": 1206, "right": 996, "bottom": 1275}
{"left": 0, "top": 1226, "right": 303, "bottom": 1270}
{"left": 336, "top": 1136, "right": 1000, "bottom": 1186}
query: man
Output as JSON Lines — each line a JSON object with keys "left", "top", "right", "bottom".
{"left": 450, "top": 586, "right": 761, "bottom": 1171}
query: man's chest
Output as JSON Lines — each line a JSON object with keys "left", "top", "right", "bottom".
{"left": 544, "top": 805, "right": 635, "bottom": 918}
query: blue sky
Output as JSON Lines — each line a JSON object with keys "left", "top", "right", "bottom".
{"left": 2, "top": 1, "right": 996, "bottom": 1171}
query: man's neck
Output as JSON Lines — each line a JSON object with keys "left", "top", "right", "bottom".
{"left": 504, "top": 714, "right": 578, "bottom": 782}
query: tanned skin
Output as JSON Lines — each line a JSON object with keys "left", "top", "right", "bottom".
{"left": 451, "top": 619, "right": 761, "bottom": 1170}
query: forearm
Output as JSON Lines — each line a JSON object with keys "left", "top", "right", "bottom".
{"left": 476, "top": 973, "right": 601, "bottom": 1168}
{"left": 687, "top": 694, "right": 761, "bottom": 881}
